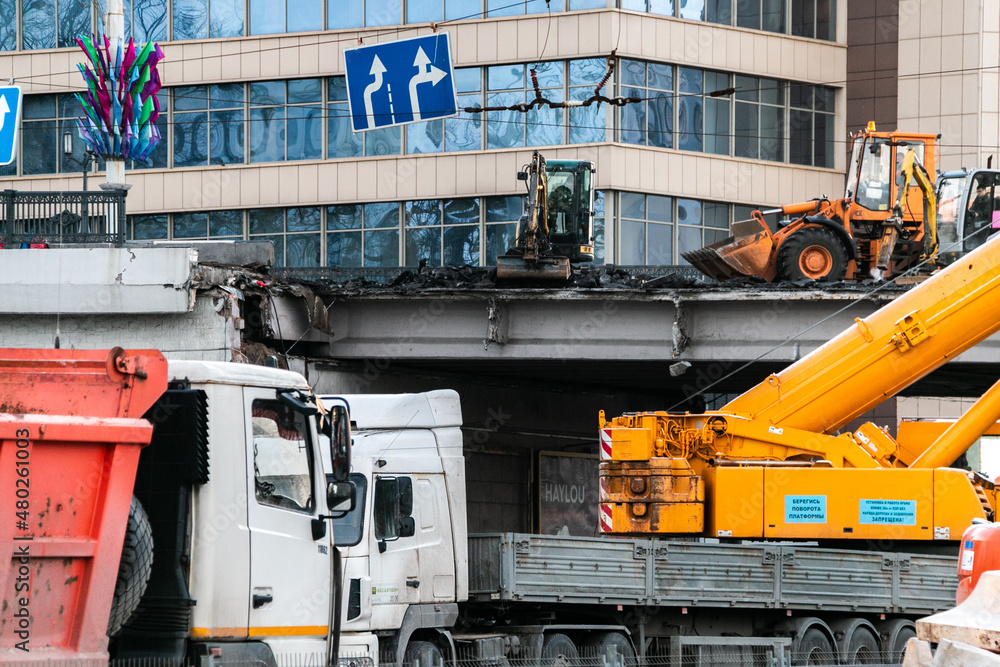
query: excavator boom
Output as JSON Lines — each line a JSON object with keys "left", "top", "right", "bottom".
{"left": 496, "top": 151, "right": 596, "bottom": 280}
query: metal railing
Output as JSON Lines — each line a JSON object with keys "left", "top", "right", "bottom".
{"left": 0, "top": 189, "right": 128, "bottom": 247}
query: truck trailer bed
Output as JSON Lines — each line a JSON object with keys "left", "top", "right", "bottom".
{"left": 468, "top": 533, "right": 957, "bottom": 616}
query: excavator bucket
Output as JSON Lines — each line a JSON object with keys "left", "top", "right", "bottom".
{"left": 682, "top": 216, "right": 776, "bottom": 281}
{"left": 496, "top": 253, "right": 571, "bottom": 280}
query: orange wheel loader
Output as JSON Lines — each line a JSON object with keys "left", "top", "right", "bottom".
{"left": 684, "top": 123, "right": 940, "bottom": 282}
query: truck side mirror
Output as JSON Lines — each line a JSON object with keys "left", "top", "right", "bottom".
{"left": 327, "top": 480, "right": 355, "bottom": 514}
{"left": 324, "top": 404, "right": 352, "bottom": 483}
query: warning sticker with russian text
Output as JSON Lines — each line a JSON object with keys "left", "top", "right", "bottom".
{"left": 784, "top": 495, "right": 827, "bottom": 523}
{"left": 859, "top": 499, "right": 916, "bottom": 525}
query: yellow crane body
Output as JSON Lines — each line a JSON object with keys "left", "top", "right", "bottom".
{"left": 600, "top": 230, "right": 1000, "bottom": 541}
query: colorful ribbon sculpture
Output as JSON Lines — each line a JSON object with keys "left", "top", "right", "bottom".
{"left": 75, "top": 35, "right": 164, "bottom": 162}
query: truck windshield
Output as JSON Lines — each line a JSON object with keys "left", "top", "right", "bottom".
{"left": 331, "top": 472, "right": 366, "bottom": 547}
{"left": 936, "top": 175, "right": 968, "bottom": 251}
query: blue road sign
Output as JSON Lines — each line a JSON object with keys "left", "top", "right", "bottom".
{"left": 344, "top": 33, "right": 458, "bottom": 133}
{"left": 0, "top": 86, "right": 23, "bottom": 166}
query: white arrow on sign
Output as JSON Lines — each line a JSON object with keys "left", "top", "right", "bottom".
{"left": 363, "top": 56, "right": 387, "bottom": 130}
{"left": 408, "top": 47, "right": 448, "bottom": 122}
{"left": 0, "top": 94, "right": 9, "bottom": 134}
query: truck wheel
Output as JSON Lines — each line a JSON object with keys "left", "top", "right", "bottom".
{"left": 541, "top": 633, "right": 580, "bottom": 667}
{"left": 793, "top": 627, "right": 835, "bottom": 666}
{"left": 778, "top": 228, "right": 848, "bottom": 281}
{"left": 404, "top": 640, "right": 444, "bottom": 667}
{"left": 844, "top": 626, "right": 880, "bottom": 664}
{"left": 886, "top": 623, "right": 915, "bottom": 663}
{"left": 107, "top": 496, "right": 154, "bottom": 637}
{"left": 581, "top": 632, "right": 635, "bottom": 667}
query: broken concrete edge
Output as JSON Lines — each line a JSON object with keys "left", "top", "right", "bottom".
{"left": 903, "top": 638, "right": 1000, "bottom": 666}
{"left": 129, "top": 239, "right": 275, "bottom": 270}
{"left": 915, "top": 570, "right": 1000, "bottom": 654}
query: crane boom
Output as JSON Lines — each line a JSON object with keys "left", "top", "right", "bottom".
{"left": 599, "top": 230, "right": 1000, "bottom": 540}
{"left": 722, "top": 231, "right": 1000, "bottom": 435}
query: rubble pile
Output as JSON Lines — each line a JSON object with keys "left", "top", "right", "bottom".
{"left": 287, "top": 263, "right": 913, "bottom": 296}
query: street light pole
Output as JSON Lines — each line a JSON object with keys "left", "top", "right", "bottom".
{"left": 63, "top": 131, "right": 94, "bottom": 233}
{"left": 104, "top": 0, "right": 125, "bottom": 189}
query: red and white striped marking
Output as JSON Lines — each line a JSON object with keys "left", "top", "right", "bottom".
{"left": 599, "top": 476, "right": 609, "bottom": 501}
{"left": 600, "top": 429, "right": 613, "bottom": 460}
{"left": 599, "top": 503, "right": 613, "bottom": 533}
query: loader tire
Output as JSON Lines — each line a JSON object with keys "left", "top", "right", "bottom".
{"left": 778, "top": 227, "right": 848, "bottom": 282}
{"left": 107, "top": 496, "right": 154, "bottom": 637}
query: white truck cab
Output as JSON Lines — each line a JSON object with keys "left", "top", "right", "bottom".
{"left": 114, "top": 361, "right": 353, "bottom": 665}
{"left": 322, "top": 390, "right": 465, "bottom": 667}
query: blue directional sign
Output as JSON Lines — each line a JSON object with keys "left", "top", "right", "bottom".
{"left": 344, "top": 33, "right": 458, "bottom": 133}
{"left": 0, "top": 86, "right": 23, "bottom": 166}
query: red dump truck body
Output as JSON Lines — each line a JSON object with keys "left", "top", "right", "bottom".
{"left": 0, "top": 348, "right": 167, "bottom": 661}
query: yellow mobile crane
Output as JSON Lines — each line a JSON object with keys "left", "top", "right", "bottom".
{"left": 600, "top": 224, "right": 1000, "bottom": 541}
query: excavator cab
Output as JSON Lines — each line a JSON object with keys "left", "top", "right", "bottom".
{"left": 936, "top": 169, "right": 1000, "bottom": 265}
{"left": 496, "top": 152, "right": 595, "bottom": 280}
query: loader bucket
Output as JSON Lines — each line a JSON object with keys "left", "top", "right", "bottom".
{"left": 496, "top": 253, "right": 571, "bottom": 280}
{"left": 682, "top": 216, "right": 776, "bottom": 281}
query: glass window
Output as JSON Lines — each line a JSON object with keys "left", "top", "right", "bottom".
{"left": 174, "top": 212, "right": 209, "bottom": 238}
{"left": 328, "top": 0, "right": 363, "bottom": 28}
{"left": 133, "top": 0, "right": 169, "bottom": 42}
{"left": 210, "top": 0, "right": 243, "bottom": 36}
{"left": 620, "top": 60, "right": 674, "bottom": 149}
{"left": 332, "top": 473, "right": 367, "bottom": 547}
{"left": 288, "top": 0, "right": 323, "bottom": 31}
{"left": 408, "top": 0, "right": 442, "bottom": 23}
{"left": 328, "top": 77, "right": 364, "bottom": 159}
{"left": 59, "top": 0, "right": 91, "bottom": 47}
{"left": 22, "top": 0, "right": 56, "bottom": 50}
{"left": 678, "top": 68, "right": 703, "bottom": 152}
{"left": 367, "top": 0, "right": 400, "bottom": 25}
{"left": 250, "top": 0, "right": 284, "bottom": 34}
{"left": 208, "top": 210, "right": 242, "bottom": 236}
{"left": 706, "top": 0, "right": 731, "bottom": 24}
{"left": 364, "top": 202, "right": 399, "bottom": 229}
{"left": 374, "top": 477, "right": 400, "bottom": 540}
{"left": 132, "top": 214, "right": 168, "bottom": 240}
{"left": 252, "top": 399, "right": 315, "bottom": 514}
{"left": 173, "top": 0, "right": 207, "bottom": 39}
{"left": 736, "top": 0, "right": 760, "bottom": 29}
{"left": 364, "top": 229, "right": 400, "bottom": 266}
{"left": 0, "top": 0, "right": 15, "bottom": 50}
{"left": 287, "top": 105, "right": 323, "bottom": 161}
{"left": 174, "top": 112, "right": 209, "bottom": 167}
{"left": 677, "top": 0, "right": 703, "bottom": 20}
{"left": 241, "top": 105, "right": 274, "bottom": 149}
{"left": 20, "top": 94, "right": 87, "bottom": 176}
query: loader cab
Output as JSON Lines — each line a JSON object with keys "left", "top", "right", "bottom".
{"left": 544, "top": 159, "right": 596, "bottom": 263}
{"left": 847, "top": 136, "right": 931, "bottom": 210}
{"left": 936, "top": 169, "right": 1000, "bottom": 263}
